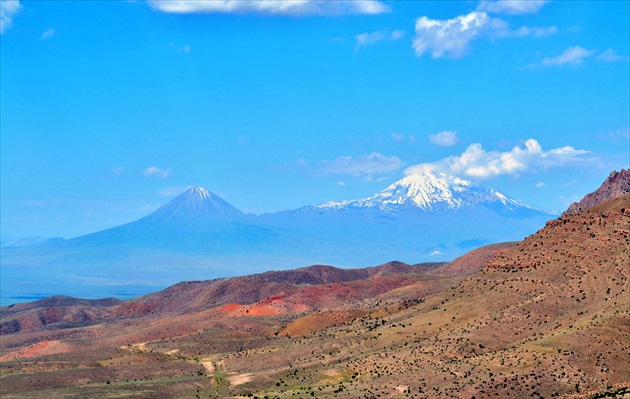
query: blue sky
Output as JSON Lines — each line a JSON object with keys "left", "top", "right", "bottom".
{"left": 1, "top": 0, "right": 628, "bottom": 240}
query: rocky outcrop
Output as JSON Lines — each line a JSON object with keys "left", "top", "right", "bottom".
{"left": 564, "top": 169, "right": 630, "bottom": 215}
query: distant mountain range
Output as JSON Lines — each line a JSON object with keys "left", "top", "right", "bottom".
{"left": 1, "top": 170, "right": 555, "bottom": 304}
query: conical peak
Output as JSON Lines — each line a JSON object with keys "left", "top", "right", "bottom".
{"left": 378, "top": 171, "right": 462, "bottom": 210}
{"left": 148, "top": 186, "right": 246, "bottom": 223}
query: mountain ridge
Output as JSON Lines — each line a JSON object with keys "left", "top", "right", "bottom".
{"left": 1, "top": 171, "right": 556, "bottom": 305}
{"left": 144, "top": 186, "right": 249, "bottom": 223}
{"left": 564, "top": 168, "right": 630, "bottom": 216}
{"left": 62, "top": 186, "right": 275, "bottom": 252}
{"left": 294, "top": 171, "right": 537, "bottom": 214}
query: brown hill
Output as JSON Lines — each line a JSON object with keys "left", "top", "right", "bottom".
{"left": 124, "top": 261, "right": 442, "bottom": 316}
{"left": 430, "top": 241, "right": 516, "bottom": 275}
{"left": 0, "top": 261, "right": 444, "bottom": 335}
{"left": 564, "top": 169, "right": 630, "bottom": 215}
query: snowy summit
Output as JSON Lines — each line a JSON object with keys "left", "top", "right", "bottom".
{"left": 313, "top": 170, "right": 529, "bottom": 213}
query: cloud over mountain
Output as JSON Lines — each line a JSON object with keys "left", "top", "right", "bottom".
{"left": 405, "top": 139, "right": 590, "bottom": 182}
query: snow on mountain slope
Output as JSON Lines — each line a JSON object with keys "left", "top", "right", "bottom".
{"left": 304, "top": 171, "right": 535, "bottom": 214}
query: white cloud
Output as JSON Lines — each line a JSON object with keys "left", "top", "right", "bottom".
{"left": 412, "top": 10, "right": 557, "bottom": 59}
{"left": 391, "top": 132, "right": 405, "bottom": 142}
{"left": 429, "top": 131, "right": 459, "bottom": 146}
{"left": 391, "top": 29, "right": 405, "bottom": 40}
{"left": 405, "top": 139, "right": 590, "bottom": 181}
{"left": 355, "top": 28, "right": 405, "bottom": 51}
{"left": 111, "top": 166, "right": 124, "bottom": 175}
{"left": 597, "top": 48, "right": 626, "bottom": 62}
{"left": 477, "top": 0, "right": 548, "bottom": 15}
{"left": 565, "top": 25, "right": 581, "bottom": 34}
{"left": 148, "top": 0, "right": 389, "bottom": 16}
{"left": 336, "top": 181, "right": 346, "bottom": 186}
{"left": 1, "top": 0, "right": 21, "bottom": 34}
{"left": 511, "top": 25, "right": 557, "bottom": 38}
{"left": 40, "top": 28, "right": 55, "bottom": 40}
{"left": 169, "top": 42, "right": 191, "bottom": 54}
{"left": 413, "top": 11, "right": 507, "bottom": 58}
{"left": 536, "top": 181, "right": 547, "bottom": 188}
{"left": 430, "top": 250, "right": 443, "bottom": 256}
{"left": 157, "top": 186, "right": 192, "bottom": 196}
{"left": 392, "top": 133, "right": 418, "bottom": 143}
{"left": 142, "top": 166, "right": 171, "bottom": 179}
{"left": 598, "top": 127, "right": 629, "bottom": 143}
{"left": 542, "top": 45, "right": 596, "bottom": 67}
{"left": 322, "top": 152, "right": 403, "bottom": 176}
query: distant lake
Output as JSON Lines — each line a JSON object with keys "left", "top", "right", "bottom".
{"left": 0, "top": 285, "right": 160, "bottom": 307}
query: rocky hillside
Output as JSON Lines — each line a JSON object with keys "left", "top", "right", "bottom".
{"left": 564, "top": 169, "right": 630, "bottom": 215}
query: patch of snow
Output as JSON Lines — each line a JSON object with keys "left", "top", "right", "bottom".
{"left": 189, "top": 187, "right": 212, "bottom": 200}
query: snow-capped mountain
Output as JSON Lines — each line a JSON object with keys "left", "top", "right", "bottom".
{"left": 2, "top": 179, "right": 555, "bottom": 304}
{"left": 302, "top": 171, "right": 535, "bottom": 215}
{"left": 140, "top": 187, "right": 248, "bottom": 224}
